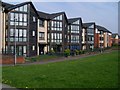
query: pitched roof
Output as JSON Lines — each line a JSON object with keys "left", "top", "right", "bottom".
{"left": 37, "top": 11, "right": 50, "bottom": 20}
{"left": 83, "top": 22, "right": 95, "bottom": 28}
{"left": 96, "top": 25, "right": 111, "bottom": 33}
{"left": 50, "top": 12, "right": 64, "bottom": 19}
{"left": 49, "top": 12, "right": 68, "bottom": 22}
{"left": 68, "top": 17, "right": 82, "bottom": 24}
{"left": 7, "top": 2, "right": 31, "bottom": 11}
{"left": 2, "top": 1, "right": 39, "bottom": 17}
{"left": 2, "top": 2, "right": 14, "bottom": 10}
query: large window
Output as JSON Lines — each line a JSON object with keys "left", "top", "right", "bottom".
{"left": 14, "top": 5, "right": 28, "bottom": 12}
{"left": 10, "top": 13, "right": 27, "bottom": 26}
{"left": 51, "top": 33, "right": 62, "bottom": 43}
{"left": 51, "top": 21, "right": 62, "bottom": 31}
{"left": 53, "top": 15, "right": 62, "bottom": 20}
{"left": 72, "top": 20, "right": 79, "bottom": 24}
{"left": 71, "top": 35, "right": 79, "bottom": 43}
{"left": 10, "top": 29, "right": 27, "bottom": 42}
{"left": 87, "top": 28, "right": 94, "bottom": 35}
{"left": 71, "top": 25, "right": 79, "bottom": 33}
{"left": 70, "top": 45, "right": 80, "bottom": 50}
{"left": 39, "top": 32, "right": 45, "bottom": 40}
{"left": 10, "top": 45, "right": 27, "bottom": 56}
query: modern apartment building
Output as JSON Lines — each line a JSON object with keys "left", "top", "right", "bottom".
{"left": 95, "top": 25, "right": 112, "bottom": 49}
{"left": 0, "top": 1, "right": 113, "bottom": 57}
{"left": 67, "top": 18, "right": 82, "bottom": 50}
{"left": 47, "top": 12, "right": 68, "bottom": 53}
{"left": 1, "top": 2, "right": 38, "bottom": 57}
{"left": 82, "top": 23, "right": 95, "bottom": 51}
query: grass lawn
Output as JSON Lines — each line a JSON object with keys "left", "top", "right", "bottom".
{"left": 2, "top": 50, "right": 119, "bottom": 88}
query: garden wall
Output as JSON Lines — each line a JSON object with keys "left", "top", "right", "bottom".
{"left": 0, "top": 55, "right": 25, "bottom": 64}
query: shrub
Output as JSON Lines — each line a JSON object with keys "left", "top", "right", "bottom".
{"left": 79, "top": 50, "right": 85, "bottom": 54}
{"left": 64, "top": 49, "right": 70, "bottom": 57}
{"left": 75, "top": 50, "right": 79, "bottom": 55}
{"left": 70, "top": 50, "right": 75, "bottom": 56}
{"left": 49, "top": 50, "right": 55, "bottom": 55}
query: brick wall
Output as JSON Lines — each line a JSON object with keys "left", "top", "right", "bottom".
{"left": 94, "top": 33, "right": 99, "bottom": 48}
{"left": 0, "top": 55, "right": 25, "bottom": 64}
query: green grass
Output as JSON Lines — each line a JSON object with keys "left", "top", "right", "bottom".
{"left": 25, "top": 54, "right": 61, "bottom": 62}
{"left": 2, "top": 50, "right": 119, "bottom": 88}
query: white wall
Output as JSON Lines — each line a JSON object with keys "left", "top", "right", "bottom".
{"left": 37, "top": 19, "right": 48, "bottom": 55}
{"left": 0, "top": 4, "right": 2, "bottom": 54}
{"left": 82, "top": 28, "right": 85, "bottom": 43}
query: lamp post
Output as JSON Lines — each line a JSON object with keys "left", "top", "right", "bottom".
{"left": 14, "top": 17, "right": 17, "bottom": 66}
{"left": 100, "top": 32, "right": 102, "bottom": 53}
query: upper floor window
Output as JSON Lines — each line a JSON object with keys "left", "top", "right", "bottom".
{"left": 39, "top": 32, "right": 45, "bottom": 40}
{"left": 53, "top": 15, "right": 62, "bottom": 20}
{"left": 10, "top": 29, "right": 14, "bottom": 36}
{"left": 39, "top": 19, "right": 44, "bottom": 27}
{"left": 51, "top": 21, "right": 62, "bottom": 31}
{"left": 72, "top": 20, "right": 79, "bottom": 24}
{"left": 71, "top": 25, "right": 79, "bottom": 33}
{"left": 32, "top": 31, "right": 35, "bottom": 36}
{"left": 14, "top": 5, "right": 28, "bottom": 12}
{"left": 10, "top": 13, "right": 27, "bottom": 26}
{"left": 9, "top": 29, "right": 27, "bottom": 42}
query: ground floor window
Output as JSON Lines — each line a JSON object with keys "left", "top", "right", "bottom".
{"left": 70, "top": 45, "right": 80, "bottom": 50}
{"left": 9, "top": 45, "right": 27, "bottom": 57}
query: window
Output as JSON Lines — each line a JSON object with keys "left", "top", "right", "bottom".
{"left": 24, "top": 5, "right": 27, "bottom": 12}
{"left": 10, "top": 29, "right": 27, "bottom": 42}
{"left": 39, "top": 19, "right": 44, "bottom": 27}
{"left": 10, "top": 29, "right": 14, "bottom": 36}
{"left": 19, "top": 14, "right": 23, "bottom": 21}
{"left": 10, "top": 46, "right": 14, "bottom": 54}
{"left": 32, "top": 46, "right": 35, "bottom": 50}
{"left": 23, "top": 29, "right": 27, "bottom": 37}
{"left": 23, "top": 14, "right": 27, "bottom": 22}
{"left": 71, "top": 35, "right": 79, "bottom": 43}
{"left": 51, "top": 21, "right": 63, "bottom": 31}
{"left": 51, "top": 33, "right": 62, "bottom": 43}
{"left": 33, "top": 16, "right": 36, "bottom": 22}
{"left": 15, "top": 29, "right": 18, "bottom": 37}
{"left": 19, "top": 6, "right": 23, "bottom": 11}
{"left": 71, "top": 25, "right": 79, "bottom": 33}
{"left": 72, "top": 20, "right": 79, "bottom": 24}
{"left": 10, "top": 13, "right": 14, "bottom": 21}
{"left": 19, "top": 29, "right": 23, "bottom": 37}
{"left": 32, "top": 31, "right": 35, "bottom": 36}
{"left": 53, "top": 15, "right": 62, "bottom": 20}
{"left": 39, "top": 32, "right": 45, "bottom": 40}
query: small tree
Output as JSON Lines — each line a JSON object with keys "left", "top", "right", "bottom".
{"left": 64, "top": 49, "right": 70, "bottom": 57}
{"left": 75, "top": 50, "right": 79, "bottom": 55}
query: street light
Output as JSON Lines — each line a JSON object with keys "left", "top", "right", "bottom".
{"left": 14, "top": 16, "right": 17, "bottom": 66}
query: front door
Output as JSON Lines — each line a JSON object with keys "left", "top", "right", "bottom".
{"left": 39, "top": 45, "right": 44, "bottom": 55}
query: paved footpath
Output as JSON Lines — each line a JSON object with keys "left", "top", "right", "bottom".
{"left": 2, "top": 49, "right": 114, "bottom": 66}
{"left": 1, "top": 83, "right": 19, "bottom": 90}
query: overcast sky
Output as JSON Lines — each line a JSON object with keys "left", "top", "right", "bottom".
{"left": 2, "top": 0, "right": 119, "bottom": 34}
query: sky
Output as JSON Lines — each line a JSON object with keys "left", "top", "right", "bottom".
{"left": 1, "top": 0, "right": 119, "bottom": 34}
